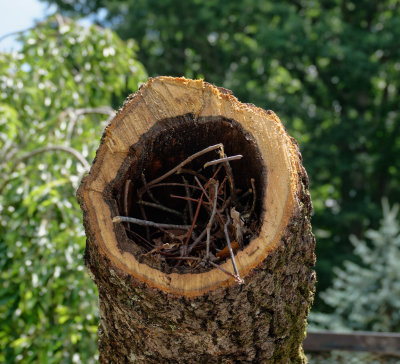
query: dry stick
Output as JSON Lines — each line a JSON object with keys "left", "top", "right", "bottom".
{"left": 238, "top": 188, "right": 252, "bottom": 202}
{"left": 187, "top": 228, "right": 207, "bottom": 254}
{"left": 125, "top": 227, "right": 154, "bottom": 249}
{"left": 138, "top": 200, "right": 182, "bottom": 217}
{"left": 194, "top": 176, "right": 225, "bottom": 227}
{"left": 170, "top": 194, "right": 210, "bottom": 205}
{"left": 158, "top": 251, "right": 180, "bottom": 257}
{"left": 223, "top": 213, "right": 243, "bottom": 283}
{"left": 123, "top": 179, "right": 131, "bottom": 217}
{"left": 206, "top": 182, "right": 219, "bottom": 258}
{"left": 231, "top": 207, "right": 244, "bottom": 247}
{"left": 183, "top": 166, "right": 223, "bottom": 255}
{"left": 182, "top": 176, "right": 194, "bottom": 222}
{"left": 222, "top": 175, "right": 227, "bottom": 208}
{"left": 218, "top": 176, "right": 228, "bottom": 195}
{"left": 203, "top": 155, "right": 243, "bottom": 168}
{"left": 143, "top": 243, "right": 176, "bottom": 256}
{"left": 65, "top": 106, "right": 115, "bottom": 143}
{"left": 145, "top": 143, "right": 223, "bottom": 188}
{"left": 208, "top": 260, "right": 244, "bottom": 284}
{"left": 113, "top": 216, "right": 192, "bottom": 230}
{"left": 13, "top": 145, "right": 90, "bottom": 171}
{"left": 206, "top": 168, "right": 228, "bottom": 209}
{"left": 196, "top": 164, "right": 223, "bottom": 200}
{"left": 167, "top": 256, "right": 200, "bottom": 261}
{"left": 219, "top": 196, "right": 232, "bottom": 213}
{"left": 183, "top": 193, "right": 204, "bottom": 255}
{"left": 218, "top": 145, "right": 237, "bottom": 203}
{"left": 176, "top": 168, "right": 208, "bottom": 183}
{"left": 139, "top": 204, "right": 150, "bottom": 241}
{"left": 136, "top": 144, "right": 222, "bottom": 242}
{"left": 140, "top": 173, "right": 160, "bottom": 204}
{"left": 147, "top": 182, "right": 202, "bottom": 191}
{"left": 156, "top": 226, "right": 186, "bottom": 242}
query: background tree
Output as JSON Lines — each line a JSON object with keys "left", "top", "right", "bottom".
{"left": 0, "top": 15, "right": 146, "bottom": 363}
{"left": 310, "top": 198, "right": 400, "bottom": 332}
{"left": 41, "top": 0, "right": 400, "bottom": 305}
{"left": 307, "top": 198, "right": 400, "bottom": 363}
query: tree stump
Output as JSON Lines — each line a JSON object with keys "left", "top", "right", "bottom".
{"left": 77, "top": 76, "right": 316, "bottom": 363}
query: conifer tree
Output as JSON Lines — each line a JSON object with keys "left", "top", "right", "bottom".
{"left": 308, "top": 199, "right": 400, "bottom": 363}
{"left": 311, "top": 198, "right": 400, "bottom": 332}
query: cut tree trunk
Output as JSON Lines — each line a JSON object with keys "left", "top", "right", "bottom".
{"left": 77, "top": 76, "right": 316, "bottom": 363}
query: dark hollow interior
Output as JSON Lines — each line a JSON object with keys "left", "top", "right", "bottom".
{"left": 110, "top": 114, "right": 267, "bottom": 274}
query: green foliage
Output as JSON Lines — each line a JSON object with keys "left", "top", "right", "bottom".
{"left": 42, "top": 0, "right": 400, "bottom": 303}
{"left": 306, "top": 198, "right": 400, "bottom": 363}
{"left": 0, "top": 16, "right": 146, "bottom": 363}
{"left": 309, "top": 198, "right": 400, "bottom": 332}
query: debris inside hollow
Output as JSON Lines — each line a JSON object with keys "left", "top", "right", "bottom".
{"left": 113, "top": 143, "right": 259, "bottom": 283}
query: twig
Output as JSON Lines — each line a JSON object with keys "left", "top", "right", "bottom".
{"left": 219, "top": 196, "right": 232, "bottom": 213}
{"left": 208, "top": 260, "right": 244, "bottom": 284}
{"left": 238, "top": 188, "right": 252, "bottom": 202}
{"left": 157, "top": 226, "right": 186, "bottom": 242}
{"left": 125, "top": 227, "right": 154, "bottom": 249}
{"left": 175, "top": 169, "right": 208, "bottom": 182}
{"left": 167, "top": 256, "right": 201, "bottom": 260}
{"left": 182, "top": 176, "right": 194, "bottom": 222}
{"left": 194, "top": 176, "right": 225, "bottom": 226}
{"left": 203, "top": 155, "right": 243, "bottom": 168}
{"left": 217, "top": 176, "right": 228, "bottom": 195}
{"left": 140, "top": 173, "right": 160, "bottom": 204}
{"left": 170, "top": 194, "right": 209, "bottom": 204}
{"left": 138, "top": 200, "right": 182, "bottom": 217}
{"left": 230, "top": 207, "right": 244, "bottom": 246}
{"left": 223, "top": 214, "right": 242, "bottom": 281}
{"left": 187, "top": 228, "right": 207, "bottom": 254}
{"left": 143, "top": 243, "right": 177, "bottom": 256}
{"left": 113, "top": 216, "right": 192, "bottom": 230}
{"left": 218, "top": 145, "right": 237, "bottom": 203}
{"left": 123, "top": 179, "right": 131, "bottom": 217}
{"left": 64, "top": 106, "right": 115, "bottom": 142}
{"left": 147, "top": 182, "right": 202, "bottom": 191}
{"left": 115, "top": 143, "right": 253, "bottom": 281}
{"left": 139, "top": 204, "right": 150, "bottom": 241}
{"left": 206, "top": 182, "right": 219, "bottom": 258}
{"left": 183, "top": 193, "right": 204, "bottom": 253}
{"left": 145, "top": 144, "right": 223, "bottom": 187}
{"left": 12, "top": 145, "right": 90, "bottom": 171}
{"left": 0, "top": 145, "right": 91, "bottom": 194}
{"left": 181, "top": 166, "right": 223, "bottom": 255}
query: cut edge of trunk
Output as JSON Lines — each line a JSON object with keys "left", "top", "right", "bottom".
{"left": 77, "top": 76, "right": 305, "bottom": 297}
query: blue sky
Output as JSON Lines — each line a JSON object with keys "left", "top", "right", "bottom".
{"left": 0, "top": 0, "right": 55, "bottom": 50}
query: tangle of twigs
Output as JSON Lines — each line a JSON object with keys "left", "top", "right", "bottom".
{"left": 113, "top": 143, "right": 258, "bottom": 284}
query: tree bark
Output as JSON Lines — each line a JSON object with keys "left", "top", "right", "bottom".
{"left": 77, "top": 76, "right": 316, "bottom": 363}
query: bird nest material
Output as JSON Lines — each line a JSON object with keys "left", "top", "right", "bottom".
{"left": 113, "top": 143, "right": 262, "bottom": 283}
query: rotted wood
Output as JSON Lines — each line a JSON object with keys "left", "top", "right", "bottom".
{"left": 77, "top": 76, "right": 316, "bottom": 363}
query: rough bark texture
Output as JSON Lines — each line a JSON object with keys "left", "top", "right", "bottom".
{"left": 77, "top": 77, "right": 316, "bottom": 363}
